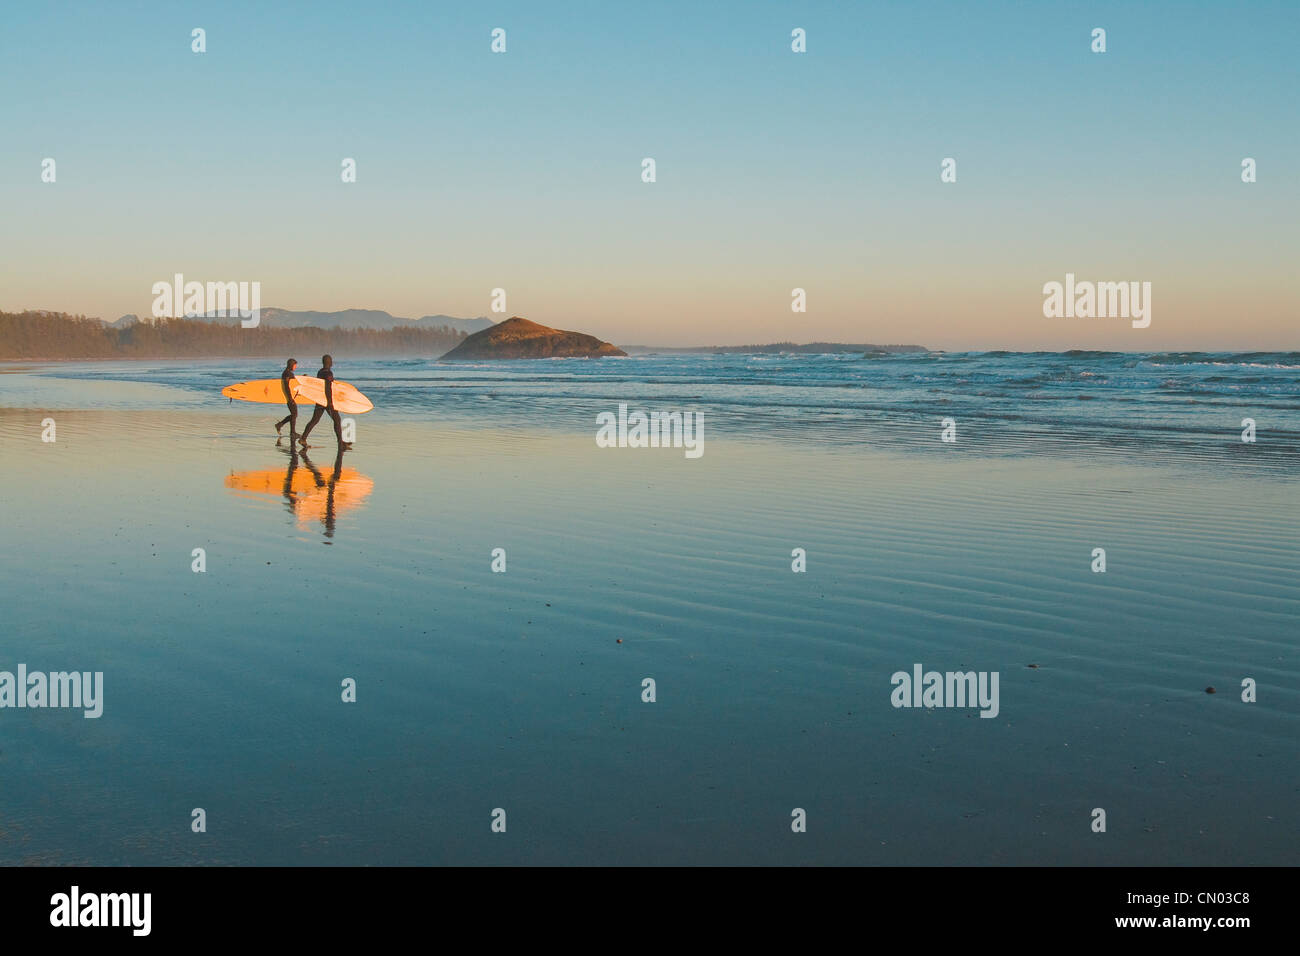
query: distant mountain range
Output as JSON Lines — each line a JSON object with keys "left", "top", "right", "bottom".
{"left": 105, "top": 309, "right": 494, "bottom": 334}
{"left": 21, "top": 309, "right": 925, "bottom": 354}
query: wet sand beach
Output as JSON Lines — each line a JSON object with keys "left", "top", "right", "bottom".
{"left": 0, "top": 367, "right": 1294, "bottom": 864}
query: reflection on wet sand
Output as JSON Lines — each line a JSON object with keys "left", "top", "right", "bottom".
{"left": 225, "top": 444, "right": 374, "bottom": 538}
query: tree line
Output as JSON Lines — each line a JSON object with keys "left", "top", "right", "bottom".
{"left": 0, "top": 311, "right": 467, "bottom": 360}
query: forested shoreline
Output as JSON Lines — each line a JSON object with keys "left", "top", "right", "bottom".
{"left": 0, "top": 311, "right": 467, "bottom": 360}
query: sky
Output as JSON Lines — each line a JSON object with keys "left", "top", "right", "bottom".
{"left": 1, "top": 0, "right": 1296, "bottom": 350}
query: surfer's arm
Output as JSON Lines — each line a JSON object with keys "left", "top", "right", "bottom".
{"left": 324, "top": 376, "right": 335, "bottom": 410}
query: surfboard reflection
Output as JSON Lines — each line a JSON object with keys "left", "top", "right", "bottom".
{"left": 224, "top": 445, "right": 374, "bottom": 539}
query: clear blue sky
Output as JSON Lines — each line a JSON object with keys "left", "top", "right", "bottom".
{"left": 2, "top": 0, "right": 1296, "bottom": 348}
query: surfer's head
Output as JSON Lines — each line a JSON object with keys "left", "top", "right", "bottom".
{"left": 286, "top": 358, "right": 297, "bottom": 370}
{"left": 321, "top": 354, "right": 333, "bottom": 368}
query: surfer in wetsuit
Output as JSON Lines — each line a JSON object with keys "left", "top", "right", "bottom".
{"left": 274, "top": 358, "right": 299, "bottom": 439}
{"left": 299, "top": 354, "right": 350, "bottom": 449}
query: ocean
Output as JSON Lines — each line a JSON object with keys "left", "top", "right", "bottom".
{"left": 7, "top": 349, "right": 1299, "bottom": 463}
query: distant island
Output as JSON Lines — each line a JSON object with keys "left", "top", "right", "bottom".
{"left": 622, "top": 342, "right": 928, "bottom": 355}
{"left": 441, "top": 317, "right": 627, "bottom": 360}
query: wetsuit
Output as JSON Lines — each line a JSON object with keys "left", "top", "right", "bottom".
{"left": 275, "top": 367, "right": 298, "bottom": 434}
{"left": 300, "top": 366, "right": 343, "bottom": 443}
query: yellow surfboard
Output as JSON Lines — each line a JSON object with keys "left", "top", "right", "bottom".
{"left": 222, "top": 376, "right": 373, "bottom": 414}
{"left": 222, "top": 378, "right": 306, "bottom": 404}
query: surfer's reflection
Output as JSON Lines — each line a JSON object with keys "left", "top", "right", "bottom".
{"left": 225, "top": 447, "right": 374, "bottom": 540}
{"left": 297, "top": 446, "right": 345, "bottom": 538}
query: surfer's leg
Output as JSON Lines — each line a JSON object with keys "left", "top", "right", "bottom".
{"left": 276, "top": 402, "right": 297, "bottom": 435}
{"left": 300, "top": 404, "right": 325, "bottom": 441}
{"left": 329, "top": 408, "right": 343, "bottom": 442}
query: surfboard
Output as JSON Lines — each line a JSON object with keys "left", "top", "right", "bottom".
{"left": 222, "top": 376, "right": 373, "bottom": 414}
{"left": 292, "top": 376, "right": 374, "bottom": 414}
{"left": 222, "top": 378, "right": 307, "bottom": 404}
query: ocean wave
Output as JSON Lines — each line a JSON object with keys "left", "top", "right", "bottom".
{"left": 1143, "top": 351, "right": 1300, "bottom": 368}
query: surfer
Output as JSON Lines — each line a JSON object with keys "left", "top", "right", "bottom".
{"left": 274, "top": 358, "right": 299, "bottom": 439}
{"left": 299, "top": 354, "right": 350, "bottom": 449}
